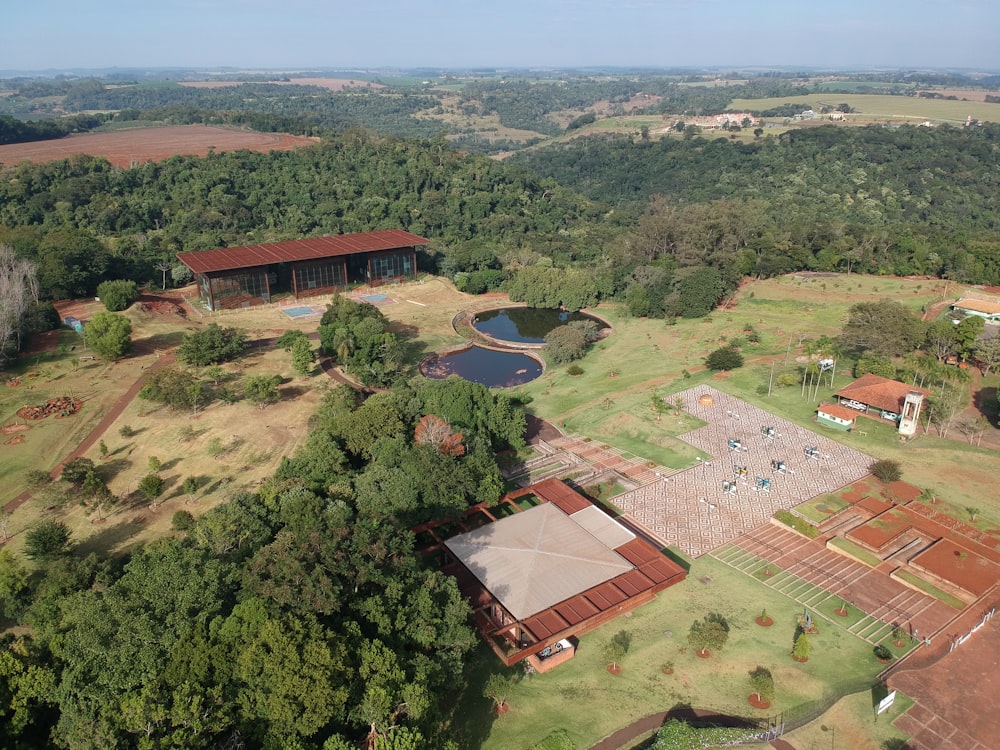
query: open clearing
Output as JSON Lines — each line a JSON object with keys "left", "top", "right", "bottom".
{"left": 727, "top": 93, "right": 1000, "bottom": 124}
{"left": 0, "top": 125, "right": 318, "bottom": 167}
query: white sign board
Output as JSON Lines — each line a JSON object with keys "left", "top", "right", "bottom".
{"left": 877, "top": 690, "right": 897, "bottom": 715}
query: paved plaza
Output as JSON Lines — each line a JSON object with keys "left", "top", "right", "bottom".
{"left": 612, "top": 387, "right": 875, "bottom": 557}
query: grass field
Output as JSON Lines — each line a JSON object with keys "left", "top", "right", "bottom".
{"left": 727, "top": 93, "right": 1000, "bottom": 124}
{"left": 4, "top": 272, "right": 998, "bottom": 749}
{"left": 470, "top": 554, "right": 900, "bottom": 750}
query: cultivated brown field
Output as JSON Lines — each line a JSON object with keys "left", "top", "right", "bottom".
{"left": 0, "top": 125, "right": 318, "bottom": 168}
{"left": 178, "top": 77, "right": 383, "bottom": 92}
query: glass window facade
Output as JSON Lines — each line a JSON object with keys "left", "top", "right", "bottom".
{"left": 208, "top": 269, "right": 269, "bottom": 310}
{"left": 368, "top": 250, "right": 414, "bottom": 285}
{"left": 294, "top": 261, "right": 346, "bottom": 296}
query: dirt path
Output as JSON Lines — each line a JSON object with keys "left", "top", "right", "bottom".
{"left": 3, "top": 353, "right": 175, "bottom": 514}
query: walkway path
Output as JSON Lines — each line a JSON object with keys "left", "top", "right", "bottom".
{"left": 611, "top": 387, "right": 873, "bottom": 557}
{"left": 3, "top": 352, "right": 175, "bottom": 514}
{"left": 712, "top": 524, "right": 955, "bottom": 644}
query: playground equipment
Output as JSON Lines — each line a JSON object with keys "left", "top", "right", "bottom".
{"left": 733, "top": 465, "right": 749, "bottom": 481}
{"left": 760, "top": 425, "right": 779, "bottom": 440}
{"left": 770, "top": 459, "right": 789, "bottom": 474}
{"left": 754, "top": 477, "right": 771, "bottom": 493}
{"left": 726, "top": 409, "right": 741, "bottom": 420}
{"left": 722, "top": 480, "right": 737, "bottom": 496}
{"left": 804, "top": 445, "right": 822, "bottom": 460}
{"left": 728, "top": 438, "right": 747, "bottom": 452}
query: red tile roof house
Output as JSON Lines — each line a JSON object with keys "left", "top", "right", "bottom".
{"left": 436, "top": 479, "right": 687, "bottom": 670}
{"left": 833, "top": 374, "right": 931, "bottom": 436}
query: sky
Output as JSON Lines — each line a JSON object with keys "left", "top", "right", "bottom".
{"left": 3, "top": 0, "right": 997, "bottom": 73}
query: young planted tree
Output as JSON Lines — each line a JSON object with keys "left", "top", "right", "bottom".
{"left": 602, "top": 637, "right": 627, "bottom": 674}
{"left": 243, "top": 374, "right": 282, "bottom": 408}
{"left": 792, "top": 632, "right": 811, "bottom": 662}
{"left": 747, "top": 666, "right": 775, "bottom": 706}
{"left": 688, "top": 614, "right": 730, "bottom": 657}
{"left": 891, "top": 625, "right": 909, "bottom": 647}
{"left": 138, "top": 473, "right": 166, "bottom": 507}
{"left": 482, "top": 673, "right": 517, "bottom": 713}
{"left": 290, "top": 336, "right": 316, "bottom": 376}
{"left": 147, "top": 456, "right": 162, "bottom": 473}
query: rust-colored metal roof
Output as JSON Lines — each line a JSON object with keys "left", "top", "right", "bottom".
{"left": 176, "top": 229, "right": 429, "bottom": 274}
{"left": 533, "top": 477, "right": 592, "bottom": 514}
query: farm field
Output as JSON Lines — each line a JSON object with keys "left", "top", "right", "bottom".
{"left": 727, "top": 93, "right": 1000, "bottom": 124}
{"left": 178, "top": 77, "right": 383, "bottom": 91}
{"left": 0, "top": 124, "right": 318, "bottom": 167}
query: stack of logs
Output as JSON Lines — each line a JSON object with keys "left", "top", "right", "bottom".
{"left": 16, "top": 396, "right": 83, "bottom": 420}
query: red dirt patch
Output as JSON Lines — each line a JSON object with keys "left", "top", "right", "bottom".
{"left": 0, "top": 125, "right": 318, "bottom": 168}
{"left": 755, "top": 616, "right": 774, "bottom": 627}
{"left": 909, "top": 539, "right": 1000, "bottom": 597}
{"left": 748, "top": 694, "right": 772, "bottom": 710}
{"left": 1, "top": 423, "right": 30, "bottom": 434}
{"left": 4, "top": 434, "right": 26, "bottom": 445}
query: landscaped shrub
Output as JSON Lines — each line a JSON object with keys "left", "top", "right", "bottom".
{"left": 774, "top": 510, "right": 819, "bottom": 538}
{"left": 566, "top": 364, "right": 584, "bottom": 376}
{"left": 705, "top": 345, "right": 744, "bottom": 371}
{"left": 171, "top": 510, "right": 195, "bottom": 532}
{"left": 870, "top": 459, "right": 903, "bottom": 483}
{"left": 97, "top": 279, "right": 140, "bottom": 311}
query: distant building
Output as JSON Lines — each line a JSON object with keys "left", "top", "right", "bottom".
{"left": 952, "top": 295, "right": 1000, "bottom": 324}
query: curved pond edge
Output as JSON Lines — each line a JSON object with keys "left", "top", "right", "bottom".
{"left": 453, "top": 304, "right": 616, "bottom": 350}
{"left": 418, "top": 342, "right": 546, "bottom": 388}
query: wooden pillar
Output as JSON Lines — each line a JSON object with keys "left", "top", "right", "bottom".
{"left": 206, "top": 274, "right": 216, "bottom": 312}
{"left": 264, "top": 267, "right": 271, "bottom": 302}
{"left": 291, "top": 263, "right": 299, "bottom": 299}
{"left": 342, "top": 258, "right": 348, "bottom": 290}
{"left": 410, "top": 247, "right": 417, "bottom": 281}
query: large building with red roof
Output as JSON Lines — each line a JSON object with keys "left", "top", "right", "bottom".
{"left": 176, "top": 229, "right": 428, "bottom": 310}
{"left": 438, "top": 479, "right": 687, "bottom": 667}
{"left": 834, "top": 374, "right": 930, "bottom": 436}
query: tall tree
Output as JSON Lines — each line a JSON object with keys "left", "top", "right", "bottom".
{"left": 84, "top": 311, "right": 132, "bottom": 361}
{"left": 0, "top": 244, "right": 39, "bottom": 365}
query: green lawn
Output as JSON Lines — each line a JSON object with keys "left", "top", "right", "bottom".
{"left": 827, "top": 538, "right": 883, "bottom": 568}
{"left": 476, "top": 554, "right": 898, "bottom": 750}
{"left": 796, "top": 494, "right": 850, "bottom": 524}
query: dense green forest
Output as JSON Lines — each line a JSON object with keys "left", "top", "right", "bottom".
{"left": 1, "top": 369, "right": 526, "bottom": 749}
{"left": 3, "top": 69, "right": 1000, "bottom": 747}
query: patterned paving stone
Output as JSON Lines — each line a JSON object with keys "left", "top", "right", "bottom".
{"left": 612, "top": 387, "right": 874, "bottom": 557}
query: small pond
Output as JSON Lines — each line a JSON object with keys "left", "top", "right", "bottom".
{"left": 472, "top": 307, "right": 607, "bottom": 345}
{"left": 421, "top": 346, "right": 542, "bottom": 388}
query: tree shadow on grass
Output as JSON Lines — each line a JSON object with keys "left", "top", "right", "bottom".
{"left": 448, "top": 645, "right": 509, "bottom": 750}
{"left": 973, "top": 385, "right": 998, "bottom": 427}
{"left": 73, "top": 516, "right": 146, "bottom": 557}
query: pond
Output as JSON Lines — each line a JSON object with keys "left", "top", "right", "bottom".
{"left": 471, "top": 307, "right": 607, "bottom": 345}
{"left": 421, "top": 345, "right": 543, "bottom": 388}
